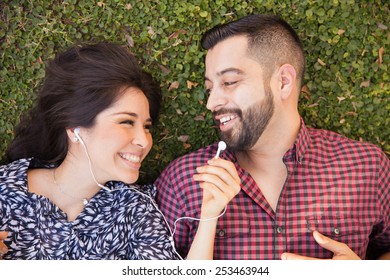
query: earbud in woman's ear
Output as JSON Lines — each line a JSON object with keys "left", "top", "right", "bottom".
{"left": 73, "top": 127, "right": 82, "bottom": 143}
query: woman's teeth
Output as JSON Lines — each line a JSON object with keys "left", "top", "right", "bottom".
{"left": 120, "top": 153, "right": 141, "bottom": 163}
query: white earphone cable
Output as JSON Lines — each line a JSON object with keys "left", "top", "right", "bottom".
{"left": 172, "top": 206, "right": 227, "bottom": 237}
{"left": 75, "top": 129, "right": 111, "bottom": 192}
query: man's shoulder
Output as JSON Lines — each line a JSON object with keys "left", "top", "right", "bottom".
{"left": 155, "top": 143, "right": 219, "bottom": 185}
{"left": 307, "top": 127, "right": 387, "bottom": 159}
{"left": 163, "top": 143, "right": 217, "bottom": 171}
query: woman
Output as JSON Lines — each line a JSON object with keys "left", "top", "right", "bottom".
{"left": 0, "top": 43, "right": 240, "bottom": 259}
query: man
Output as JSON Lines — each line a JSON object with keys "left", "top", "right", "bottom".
{"left": 155, "top": 14, "right": 390, "bottom": 260}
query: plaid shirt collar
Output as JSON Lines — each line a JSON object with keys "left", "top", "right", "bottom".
{"left": 284, "top": 118, "right": 310, "bottom": 164}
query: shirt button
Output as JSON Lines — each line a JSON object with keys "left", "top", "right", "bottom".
{"left": 217, "top": 229, "right": 226, "bottom": 237}
{"left": 334, "top": 228, "right": 340, "bottom": 235}
{"left": 276, "top": 227, "right": 284, "bottom": 234}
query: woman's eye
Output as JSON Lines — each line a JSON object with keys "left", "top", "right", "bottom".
{"left": 121, "top": 120, "right": 134, "bottom": 126}
{"left": 145, "top": 125, "right": 152, "bottom": 132}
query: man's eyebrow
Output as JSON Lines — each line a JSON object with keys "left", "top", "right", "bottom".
{"left": 205, "top": 67, "right": 244, "bottom": 81}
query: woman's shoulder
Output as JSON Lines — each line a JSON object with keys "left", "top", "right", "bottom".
{"left": 0, "top": 159, "right": 33, "bottom": 214}
{"left": 109, "top": 182, "right": 157, "bottom": 200}
{"left": 0, "top": 158, "right": 31, "bottom": 182}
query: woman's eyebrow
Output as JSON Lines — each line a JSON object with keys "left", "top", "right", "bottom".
{"left": 111, "top": 112, "right": 153, "bottom": 122}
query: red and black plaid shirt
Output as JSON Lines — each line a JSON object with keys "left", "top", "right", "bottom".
{"left": 155, "top": 121, "right": 390, "bottom": 259}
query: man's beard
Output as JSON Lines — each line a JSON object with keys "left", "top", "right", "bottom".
{"left": 214, "top": 89, "right": 275, "bottom": 151}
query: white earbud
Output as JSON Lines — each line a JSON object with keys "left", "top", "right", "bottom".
{"left": 74, "top": 127, "right": 84, "bottom": 144}
{"left": 214, "top": 141, "right": 227, "bottom": 158}
{"left": 168, "top": 236, "right": 175, "bottom": 246}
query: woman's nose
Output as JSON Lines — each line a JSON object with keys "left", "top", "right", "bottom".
{"left": 132, "top": 127, "right": 150, "bottom": 148}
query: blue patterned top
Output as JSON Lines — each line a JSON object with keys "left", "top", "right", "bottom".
{"left": 0, "top": 158, "right": 181, "bottom": 260}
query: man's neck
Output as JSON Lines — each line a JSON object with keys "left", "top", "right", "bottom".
{"left": 235, "top": 114, "right": 301, "bottom": 171}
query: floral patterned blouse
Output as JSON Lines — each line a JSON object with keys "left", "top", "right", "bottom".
{"left": 0, "top": 158, "right": 181, "bottom": 260}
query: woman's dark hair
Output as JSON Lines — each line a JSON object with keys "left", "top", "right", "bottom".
{"left": 201, "top": 14, "right": 305, "bottom": 87}
{"left": 3, "top": 42, "right": 162, "bottom": 165}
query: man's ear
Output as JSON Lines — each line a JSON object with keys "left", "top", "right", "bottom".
{"left": 278, "top": 64, "right": 297, "bottom": 100}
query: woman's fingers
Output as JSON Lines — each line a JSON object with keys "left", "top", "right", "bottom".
{"left": 195, "top": 158, "right": 240, "bottom": 192}
{"left": 194, "top": 174, "right": 238, "bottom": 199}
{"left": 193, "top": 158, "right": 241, "bottom": 219}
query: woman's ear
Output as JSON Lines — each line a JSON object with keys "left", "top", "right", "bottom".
{"left": 66, "top": 128, "right": 79, "bottom": 143}
{"left": 278, "top": 64, "right": 297, "bottom": 100}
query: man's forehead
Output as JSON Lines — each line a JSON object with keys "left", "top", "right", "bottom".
{"left": 205, "top": 38, "right": 249, "bottom": 76}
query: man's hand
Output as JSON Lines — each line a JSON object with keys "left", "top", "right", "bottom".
{"left": 0, "top": 231, "right": 8, "bottom": 260}
{"left": 281, "top": 230, "right": 361, "bottom": 260}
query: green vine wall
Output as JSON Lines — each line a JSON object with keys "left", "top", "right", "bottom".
{"left": 1, "top": 0, "right": 389, "bottom": 183}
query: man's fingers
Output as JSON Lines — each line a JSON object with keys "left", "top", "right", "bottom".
{"left": 281, "top": 253, "right": 317, "bottom": 260}
{"left": 312, "top": 231, "right": 360, "bottom": 259}
{"left": 313, "top": 230, "right": 348, "bottom": 254}
{"left": 282, "top": 231, "right": 361, "bottom": 260}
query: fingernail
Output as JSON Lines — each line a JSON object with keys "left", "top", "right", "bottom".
{"left": 314, "top": 231, "right": 327, "bottom": 244}
{"left": 281, "top": 254, "right": 287, "bottom": 260}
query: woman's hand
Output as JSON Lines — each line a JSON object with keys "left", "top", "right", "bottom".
{"left": 193, "top": 158, "right": 241, "bottom": 219}
{"left": 0, "top": 231, "right": 8, "bottom": 260}
{"left": 186, "top": 158, "right": 240, "bottom": 259}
